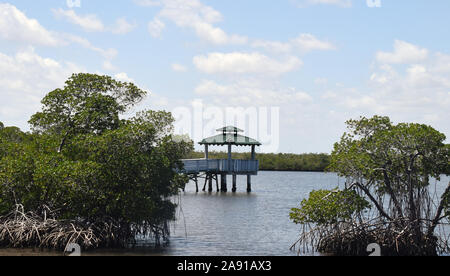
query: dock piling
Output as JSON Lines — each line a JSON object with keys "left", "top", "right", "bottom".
{"left": 208, "top": 174, "right": 213, "bottom": 192}
{"left": 232, "top": 175, "right": 237, "bottom": 193}
{"left": 221, "top": 174, "right": 227, "bottom": 192}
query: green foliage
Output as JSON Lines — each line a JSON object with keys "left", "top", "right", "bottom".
{"left": 326, "top": 115, "right": 450, "bottom": 226}
{"left": 0, "top": 74, "right": 193, "bottom": 246}
{"left": 0, "top": 126, "right": 33, "bottom": 177}
{"left": 291, "top": 115, "right": 450, "bottom": 229}
{"left": 288, "top": 116, "right": 450, "bottom": 255}
{"left": 290, "top": 189, "right": 370, "bottom": 225}
{"left": 329, "top": 116, "right": 449, "bottom": 185}
{"left": 0, "top": 127, "right": 36, "bottom": 213}
{"left": 28, "top": 73, "right": 147, "bottom": 136}
{"left": 188, "top": 151, "right": 330, "bottom": 172}
{"left": 59, "top": 110, "right": 192, "bottom": 223}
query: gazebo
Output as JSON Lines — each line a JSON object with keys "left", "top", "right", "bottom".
{"left": 181, "top": 126, "right": 261, "bottom": 193}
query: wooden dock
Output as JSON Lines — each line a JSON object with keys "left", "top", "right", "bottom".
{"left": 180, "top": 159, "right": 259, "bottom": 175}
{"left": 179, "top": 126, "right": 261, "bottom": 193}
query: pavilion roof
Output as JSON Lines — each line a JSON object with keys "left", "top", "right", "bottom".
{"left": 216, "top": 126, "right": 244, "bottom": 133}
{"left": 199, "top": 133, "right": 261, "bottom": 146}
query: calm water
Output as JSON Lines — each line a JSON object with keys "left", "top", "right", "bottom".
{"left": 1, "top": 171, "right": 448, "bottom": 256}
{"left": 163, "top": 171, "right": 345, "bottom": 256}
{"left": 162, "top": 171, "right": 449, "bottom": 256}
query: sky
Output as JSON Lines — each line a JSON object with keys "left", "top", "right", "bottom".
{"left": 0, "top": 0, "right": 449, "bottom": 153}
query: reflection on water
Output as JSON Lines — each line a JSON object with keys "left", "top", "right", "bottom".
{"left": 0, "top": 172, "right": 448, "bottom": 256}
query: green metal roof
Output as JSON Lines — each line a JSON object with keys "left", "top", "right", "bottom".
{"left": 199, "top": 133, "right": 261, "bottom": 146}
{"left": 216, "top": 126, "right": 244, "bottom": 133}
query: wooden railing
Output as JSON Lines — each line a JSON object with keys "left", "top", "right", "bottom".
{"left": 180, "top": 159, "right": 259, "bottom": 175}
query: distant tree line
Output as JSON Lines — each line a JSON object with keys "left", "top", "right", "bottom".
{"left": 187, "top": 151, "right": 331, "bottom": 172}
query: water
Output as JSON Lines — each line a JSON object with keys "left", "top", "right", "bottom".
{"left": 161, "top": 171, "right": 449, "bottom": 256}
{"left": 163, "top": 171, "right": 346, "bottom": 256}
{"left": 1, "top": 171, "right": 448, "bottom": 256}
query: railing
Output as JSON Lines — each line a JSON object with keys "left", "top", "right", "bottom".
{"left": 180, "top": 159, "right": 259, "bottom": 174}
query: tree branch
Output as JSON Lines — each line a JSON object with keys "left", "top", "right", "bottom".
{"left": 428, "top": 182, "right": 450, "bottom": 236}
{"left": 382, "top": 166, "right": 404, "bottom": 219}
{"left": 349, "top": 182, "right": 393, "bottom": 221}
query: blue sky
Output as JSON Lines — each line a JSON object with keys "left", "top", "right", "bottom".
{"left": 1, "top": 0, "right": 450, "bottom": 153}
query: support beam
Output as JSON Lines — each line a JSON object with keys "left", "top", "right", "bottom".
{"left": 247, "top": 175, "right": 252, "bottom": 193}
{"left": 228, "top": 144, "right": 232, "bottom": 173}
{"left": 205, "top": 145, "right": 209, "bottom": 160}
{"left": 194, "top": 175, "right": 199, "bottom": 193}
{"left": 202, "top": 176, "right": 207, "bottom": 192}
{"left": 215, "top": 175, "right": 219, "bottom": 192}
{"left": 208, "top": 174, "right": 213, "bottom": 192}
{"left": 232, "top": 174, "right": 237, "bottom": 193}
{"left": 221, "top": 174, "right": 227, "bottom": 192}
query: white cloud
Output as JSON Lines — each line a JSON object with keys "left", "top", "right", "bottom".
{"left": 172, "top": 63, "right": 188, "bottom": 72}
{"left": 102, "top": 60, "right": 118, "bottom": 71}
{"left": 157, "top": 0, "right": 223, "bottom": 25}
{"left": 0, "top": 3, "right": 61, "bottom": 46}
{"left": 0, "top": 47, "right": 84, "bottom": 129}
{"left": 193, "top": 52, "right": 302, "bottom": 76}
{"left": 344, "top": 95, "right": 377, "bottom": 109}
{"left": 376, "top": 40, "right": 428, "bottom": 64}
{"left": 195, "top": 79, "right": 313, "bottom": 106}
{"left": 251, "top": 40, "right": 292, "bottom": 54}
{"left": 140, "top": 0, "right": 247, "bottom": 45}
{"left": 0, "top": 4, "right": 118, "bottom": 72}
{"left": 370, "top": 64, "right": 398, "bottom": 84}
{"left": 61, "top": 34, "right": 118, "bottom": 60}
{"left": 52, "top": 8, "right": 105, "bottom": 32}
{"left": 314, "top": 78, "right": 329, "bottom": 85}
{"left": 430, "top": 52, "right": 450, "bottom": 73}
{"left": 111, "top": 18, "right": 137, "bottom": 35}
{"left": 191, "top": 22, "right": 247, "bottom": 45}
{"left": 323, "top": 41, "right": 450, "bottom": 137}
{"left": 292, "top": 34, "right": 336, "bottom": 52}
{"left": 53, "top": 9, "right": 137, "bottom": 35}
{"left": 148, "top": 18, "right": 166, "bottom": 38}
{"left": 252, "top": 34, "right": 335, "bottom": 54}
{"left": 114, "top": 72, "right": 135, "bottom": 83}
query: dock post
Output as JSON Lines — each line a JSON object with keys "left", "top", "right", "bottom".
{"left": 195, "top": 175, "right": 199, "bottom": 193}
{"left": 202, "top": 174, "right": 207, "bottom": 192}
{"left": 215, "top": 174, "right": 219, "bottom": 192}
{"left": 208, "top": 174, "right": 213, "bottom": 192}
{"left": 221, "top": 174, "right": 227, "bottom": 192}
{"left": 247, "top": 175, "right": 252, "bottom": 193}
{"left": 232, "top": 174, "right": 237, "bottom": 193}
